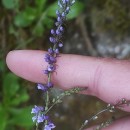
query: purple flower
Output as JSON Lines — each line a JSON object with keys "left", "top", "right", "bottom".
{"left": 43, "top": 69, "right": 49, "bottom": 74}
{"left": 49, "top": 56, "right": 56, "bottom": 63}
{"left": 45, "top": 54, "right": 56, "bottom": 64}
{"left": 51, "top": 29, "right": 55, "bottom": 35}
{"left": 62, "top": 12, "right": 65, "bottom": 17}
{"left": 48, "top": 48, "right": 54, "bottom": 55}
{"left": 58, "top": 43, "right": 63, "bottom": 47}
{"left": 31, "top": 105, "right": 45, "bottom": 123}
{"left": 31, "top": 105, "right": 44, "bottom": 114}
{"left": 56, "top": 10, "right": 60, "bottom": 16}
{"left": 49, "top": 37, "right": 57, "bottom": 44}
{"left": 47, "top": 82, "right": 53, "bottom": 88}
{"left": 37, "top": 84, "right": 48, "bottom": 91}
{"left": 54, "top": 48, "right": 59, "bottom": 54}
{"left": 56, "top": 29, "right": 61, "bottom": 35}
{"left": 32, "top": 114, "right": 45, "bottom": 123}
{"left": 47, "top": 65, "right": 55, "bottom": 72}
{"left": 44, "top": 122, "right": 56, "bottom": 130}
{"left": 57, "top": 16, "right": 62, "bottom": 23}
{"left": 59, "top": 26, "right": 64, "bottom": 32}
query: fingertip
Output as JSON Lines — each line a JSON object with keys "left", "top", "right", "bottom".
{"left": 6, "top": 50, "right": 47, "bottom": 83}
{"left": 6, "top": 50, "right": 17, "bottom": 71}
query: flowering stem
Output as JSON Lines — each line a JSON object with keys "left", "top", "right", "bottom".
{"left": 79, "top": 98, "right": 130, "bottom": 130}
{"left": 44, "top": 94, "right": 62, "bottom": 114}
{"left": 79, "top": 108, "right": 108, "bottom": 130}
{"left": 32, "top": 1, "right": 77, "bottom": 129}
{"left": 44, "top": 87, "right": 87, "bottom": 115}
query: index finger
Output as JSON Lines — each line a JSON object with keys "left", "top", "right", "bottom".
{"left": 6, "top": 50, "right": 130, "bottom": 111}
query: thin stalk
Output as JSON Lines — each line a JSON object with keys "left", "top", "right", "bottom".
{"left": 36, "top": 123, "right": 39, "bottom": 130}
{"left": 79, "top": 108, "right": 108, "bottom": 130}
{"left": 45, "top": 94, "right": 63, "bottom": 114}
{"left": 45, "top": 73, "right": 51, "bottom": 111}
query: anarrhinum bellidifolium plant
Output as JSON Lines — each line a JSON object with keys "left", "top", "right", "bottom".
{"left": 31, "top": 0, "right": 86, "bottom": 130}
{"left": 31, "top": 0, "right": 130, "bottom": 130}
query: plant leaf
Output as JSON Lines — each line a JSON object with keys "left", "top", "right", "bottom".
{"left": 11, "top": 89, "right": 29, "bottom": 106}
{"left": 33, "top": 22, "right": 45, "bottom": 37}
{"left": 46, "top": 2, "right": 58, "bottom": 18}
{"left": 14, "top": 7, "right": 36, "bottom": 27}
{"left": 9, "top": 107, "right": 34, "bottom": 127}
{"left": 0, "top": 104, "right": 7, "bottom": 130}
{"left": 3, "top": 73, "right": 19, "bottom": 99}
{"left": 2, "top": 0, "right": 19, "bottom": 9}
{"left": 35, "top": 0, "right": 47, "bottom": 12}
{"left": 67, "top": 1, "right": 85, "bottom": 19}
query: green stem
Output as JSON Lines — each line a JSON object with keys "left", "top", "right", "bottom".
{"left": 36, "top": 123, "right": 39, "bottom": 130}
{"left": 45, "top": 91, "right": 49, "bottom": 111}
{"left": 45, "top": 73, "right": 52, "bottom": 111}
{"left": 45, "top": 94, "right": 64, "bottom": 114}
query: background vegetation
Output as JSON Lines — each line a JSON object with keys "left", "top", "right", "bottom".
{"left": 0, "top": 0, "right": 130, "bottom": 130}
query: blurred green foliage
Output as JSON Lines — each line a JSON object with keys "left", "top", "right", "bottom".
{"left": 2, "top": 0, "right": 84, "bottom": 37}
{"left": 0, "top": 61, "right": 33, "bottom": 130}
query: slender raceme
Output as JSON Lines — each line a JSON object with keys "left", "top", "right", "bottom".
{"left": 31, "top": 0, "right": 76, "bottom": 129}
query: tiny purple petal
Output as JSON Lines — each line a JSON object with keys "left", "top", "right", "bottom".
{"left": 56, "top": 10, "right": 60, "bottom": 16}
{"left": 62, "top": 12, "right": 66, "bottom": 17}
{"left": 45, "top": 57, "right": 50, "bottom": 63}
{"left": 58, "top": 43, "right": 63, "bottom": 47}
{"left": 44, "top": 122, "right": 56, "bottom": 130}
{"left": 31, "top": 105, "right": 44, "bottom": 114}
{"left": 43, "top": 70, "right": 49, "bottom": 74}
{"left": 51, "top": 29, "right": 55, "bottom": 35}
{"left": 45, "top": 53, "right": 50, "bottom": 58}
{"left": 59, "top": 26, "right": 64, "bottom": 32}
{"left": 49, "top": 56, "right": 56, "bottom": 63}
{"left": 56, "top": 29, "right": 61, "bottom": 35}
{"left": 49, "top": 37, "right": 56, "bottom": 44}
{"left": 47, "top": 65, "right": 55, "bottom": 72}
{"left": 37, "top": 84, "right": 48, "bottom": 91}
{"left": 48, "top": 48, "right": 54, "bottom": 55}
{"left": 37, "top": 114, "right": 45, "bottom": 123}
{"left": 57, "top": 17, "right": 62, "bottom": 22}
{"left": 65, "top": 0, "right": 69, "bottom": 2}
{"left": 54, "top": 48, "right": 59, "bottom": 54}
{"left": 47, "top": 82, "right": 53, "bottom": 88}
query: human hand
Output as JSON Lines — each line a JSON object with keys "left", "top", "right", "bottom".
{"left": 6, "top": 50, "right": 130, "bottom": 130}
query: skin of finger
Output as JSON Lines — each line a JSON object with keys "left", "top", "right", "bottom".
{"left": 86, "top": 116, "right": 130, "bottom": 130}
{"left": 6, "top": 50, "right": 130, "bottom": 111}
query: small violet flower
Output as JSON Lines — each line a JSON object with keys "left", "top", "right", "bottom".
{"left": 31, "top": 105, "right": 44, "bottom": 114}
{"left": 44, "top": 122, "right": 56, "bottom": 130}
{"left": 31, "top": 105, "right": 45, "bottom": 123}
{"left": 37, "top": 84, "right": 48, "bottom": 92}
